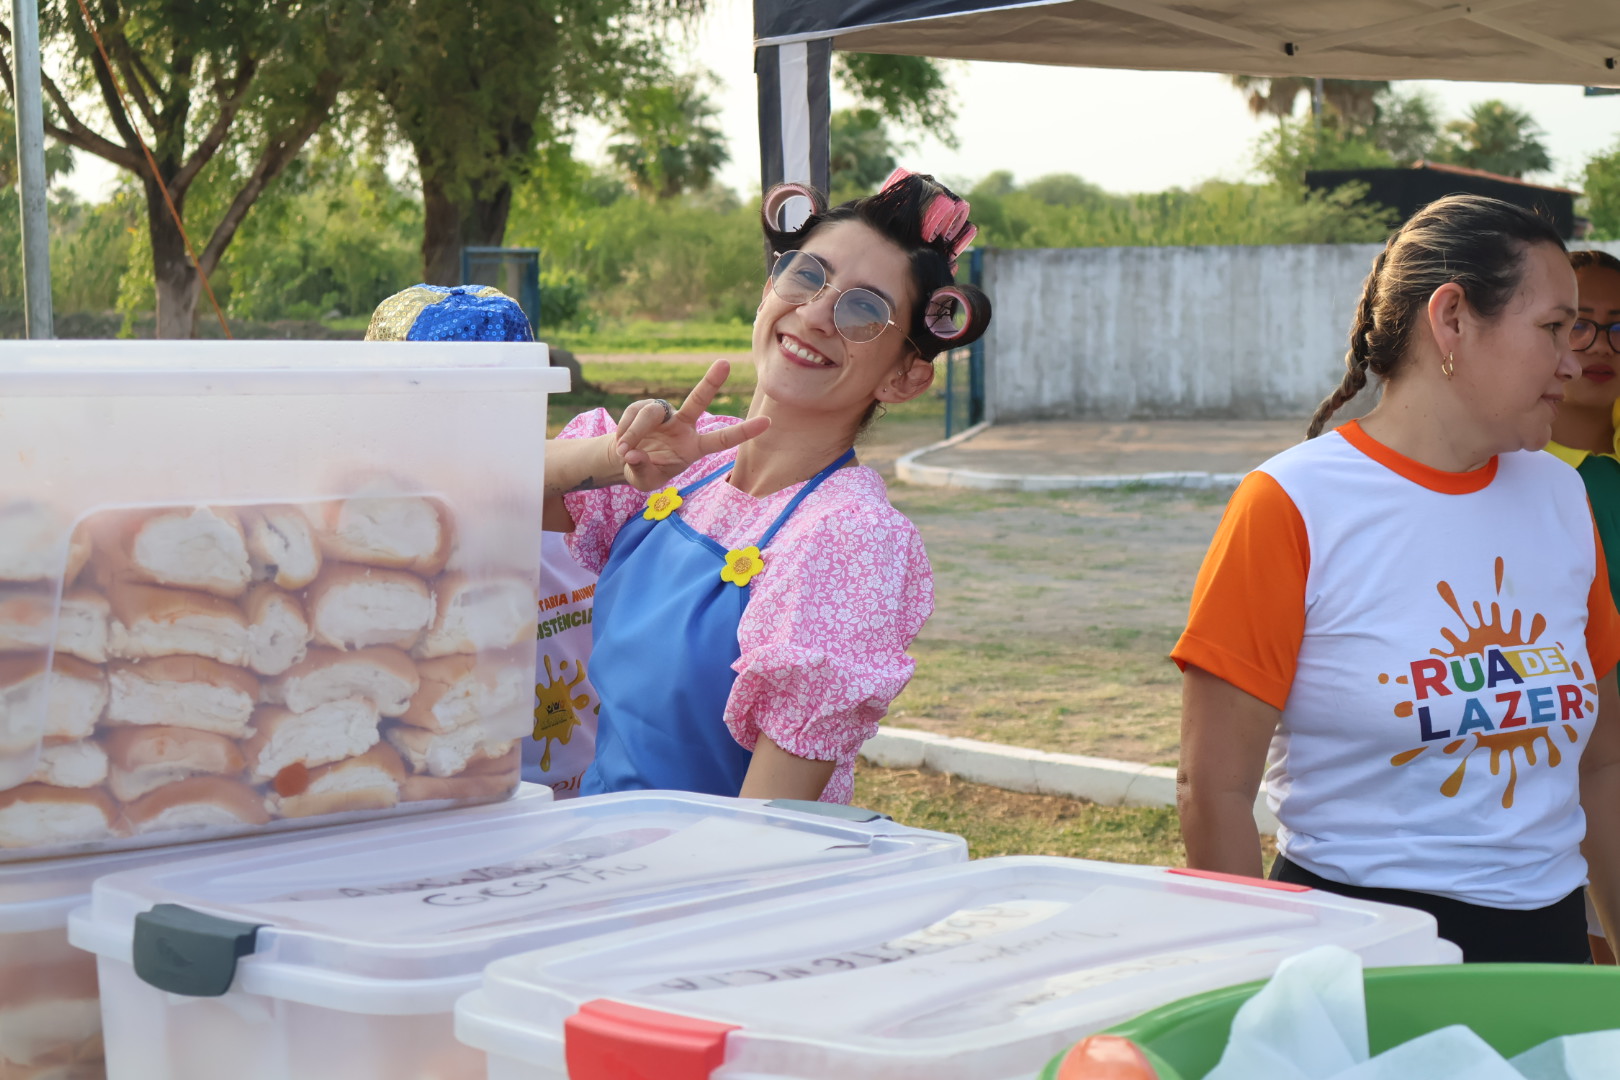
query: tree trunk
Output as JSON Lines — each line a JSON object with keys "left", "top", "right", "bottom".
{"left": 419, "top": 170, "right": 516, "bottom": 286}
{"left": 146, "top": 180, "right": 201, "bottom": 339}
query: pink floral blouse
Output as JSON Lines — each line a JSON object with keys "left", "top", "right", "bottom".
{"left": 560, "top": 409, "right": 934, "bottom": 803}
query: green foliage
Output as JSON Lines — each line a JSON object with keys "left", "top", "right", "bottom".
{"left": 214, "top": 146, "right": 420, "bottom": 321}
{"left": 505, "top": 163, "right": 761, "bottom": 325}
{"left": 965, "top": 173, "right": 1394, "bottom": 248}
{"left": 1253, "top": 115, "right": 1395, "bottom": 189}
{"left": 1435, "top": 99, "right": 1552, "bottom": 178}
{"left": 830, "top": 108, "right": 896, "bottom": 200}
{"left": 1370, "top": 90, "right": 1443, "bottom": 167}
{"left": 607, "top": 73, "right": 729, "bottom": 200}
{"left": 1583, "top": 140, "right": 1620, "bottom": 241}
{"left": 835, "top": 53, "right": 957, "bottom": 147}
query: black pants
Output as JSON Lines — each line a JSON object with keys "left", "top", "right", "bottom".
{"left": 1270, "top": 855, "right": 1591, "bottom": 964}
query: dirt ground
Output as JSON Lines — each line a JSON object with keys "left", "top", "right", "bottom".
{"left": 887, "top": 483, "right": 1227, "bottom": 765}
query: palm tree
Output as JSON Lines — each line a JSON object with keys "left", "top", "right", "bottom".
{"left": 1436, "top": 100, "right": 1552, "bottom": 178}
{"left": 607, "top": 74, "right": 730, "bottom": 200}
{"left": 1227, "top": 76, "right": 1387, "bottom": 129}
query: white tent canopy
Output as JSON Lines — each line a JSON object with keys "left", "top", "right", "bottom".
{"left": 753, "top": 0, "right": 1620, "bottom": 192}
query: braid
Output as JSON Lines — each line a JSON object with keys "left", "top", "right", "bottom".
{"left": 1307, "top": 247, "right": 1386, "bottom": 439}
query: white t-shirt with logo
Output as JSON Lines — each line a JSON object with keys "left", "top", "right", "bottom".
{"left": 1174, "top": 420, "right": 1620, "bottom": 908}
{"left": 522, "top": 532, "right": 600, "bottom": 797}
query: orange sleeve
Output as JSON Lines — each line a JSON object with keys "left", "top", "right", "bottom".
{"left": 1171, "top": 471, "right": 1309, "bottom": 710}
{"left": 1588, "top": 520, "right": 1620, "bottom": 680}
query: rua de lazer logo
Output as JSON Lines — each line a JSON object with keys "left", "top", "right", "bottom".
{"left": 1384, "top": 557, "right": 1596, "bottom": 808}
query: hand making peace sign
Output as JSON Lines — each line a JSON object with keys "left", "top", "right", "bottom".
{"left": 611, "top": 359, "right": 771, "bottom": 491}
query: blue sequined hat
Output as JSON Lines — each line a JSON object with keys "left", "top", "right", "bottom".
{"left": 364, "top": 284, "right": 534, "bottom": 343}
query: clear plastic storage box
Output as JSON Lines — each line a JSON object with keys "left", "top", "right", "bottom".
{"left": 66, "top": 791, "right": 966, "bottom": 1080}
{"left": 453, "top": 858, "right": 1462, "bottom": 1080}
{"left": 0, "top": 341, "right": 566, "bottom": 859}
{"left": 0, "top": 783, "right": 553, "bottom": 1078}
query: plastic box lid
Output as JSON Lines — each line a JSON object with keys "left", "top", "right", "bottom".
{"left": 454, "top": 858, "right": 1463, "bottom": 1080}
{"left": 67, "top": 792, "right": 965, "bottom": 1014}
{"left": 0, "top": 783, "right": 554, "bottom": 936}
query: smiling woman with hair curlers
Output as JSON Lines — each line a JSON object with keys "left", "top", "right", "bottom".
{"left": 542, "top": 169, "right": 991, "bottom": 803}
{"left": 1175, "top": 195, "right": 1620, "bottom": 963}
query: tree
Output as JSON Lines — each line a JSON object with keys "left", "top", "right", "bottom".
{"left": 829, "top": 108, "right": 895, "bottom": 197}
{"left": 607, "top": 73, "right": 728, "bottom": 201}
{"left": 1253, "top": 115, "right": 1394, "bottom": 189}
{"left": 1227, "top": 76, "right": 1387, "bottom": 129}
{"left": 1436, "top": 99, "right": 1552, "bottom": 178}
{"left": 835, "top": 53, "right": 958, "bottom": 148}
{"left": 1583, "top": 141, "right": 1620, "bottom": 240}
{"left": 370, "top": 0, "right": 705, "bottom": 286}
{"left": 0, "top": 0, "right": 367, "bottom": 337}
{"left": 1368, "top": 90, "right": 1442, "bottom": 167}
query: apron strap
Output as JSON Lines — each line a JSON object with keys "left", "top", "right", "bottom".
{"left": 757, "top": 447, "right": 856, "bottom": 550}
{"left": 678, "top": 460, "right": 738, "bottom": 497}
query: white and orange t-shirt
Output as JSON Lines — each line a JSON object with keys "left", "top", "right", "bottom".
{"left": 1174, "top": 420, "right": 1620, "bottom": 908}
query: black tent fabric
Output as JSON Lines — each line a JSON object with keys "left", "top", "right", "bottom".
{"left": 755, "top": 0, "right": 1620, "bottom": 195}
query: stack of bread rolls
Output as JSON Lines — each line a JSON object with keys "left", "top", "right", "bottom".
{"left": 0, "top": 495, "right": 537, "bottom": 852}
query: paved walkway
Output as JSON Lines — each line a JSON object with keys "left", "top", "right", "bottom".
{"left": 898, "top": 418, "right": 1309, "bottom": 489}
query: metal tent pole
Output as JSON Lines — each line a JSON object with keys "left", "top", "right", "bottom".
{"left": 12, "top": 0, "right": 54, "bottom": 338}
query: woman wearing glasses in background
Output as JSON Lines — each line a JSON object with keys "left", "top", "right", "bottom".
{"left": 541, "top": 170, "right": 991, "bottom": 801}
{"left": 1546, "top": 248, "right": 1620, "bottom": 964}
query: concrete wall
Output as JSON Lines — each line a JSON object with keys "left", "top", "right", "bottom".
{"left": 982, "top": 241, "right": 1620, "bottom": 422}
{"left": 982, "top": 243, "right": 1383, "bottom": 421}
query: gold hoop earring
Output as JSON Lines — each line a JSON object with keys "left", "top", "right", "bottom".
{"left": 1441, "top": 352, "right": 1455, "bottom": 378}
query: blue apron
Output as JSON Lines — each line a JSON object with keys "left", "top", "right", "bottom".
{"left": 581, "top": 448, "right": 856, "bottom": 797}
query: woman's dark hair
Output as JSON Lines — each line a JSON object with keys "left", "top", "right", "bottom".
{"left": 1307, "top": 195, "right": 1567, "bottom": 438}
{"left": 1570, "top": 248, "right": 1620, "bottom": 276}
{"left": 760, "top": 174, "right": 992, "bottom": 364}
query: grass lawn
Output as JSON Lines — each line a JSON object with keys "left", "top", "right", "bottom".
{"left": 854, "top": 765, "right": 1277, "bottom": 872}
{"left": 550, "top": 319, "right": 754, "bottom": 354}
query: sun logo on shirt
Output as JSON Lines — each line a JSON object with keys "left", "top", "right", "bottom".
{"left": 1383, "top": 557, "right": 1592, "bottom": 808}
{"left": 534, "top": 655, "right": 595, "bottom": 772}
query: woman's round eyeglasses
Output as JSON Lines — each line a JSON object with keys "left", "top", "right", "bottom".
{"left": 769, "top": 250, "right": 911, "bottom": 346}
{"left": 1572, "top": 318, "right": 1620, "bottom": 352}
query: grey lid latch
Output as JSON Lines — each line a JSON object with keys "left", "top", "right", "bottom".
{"left": 133, "top": 903, "right": 265, "bottom": 997}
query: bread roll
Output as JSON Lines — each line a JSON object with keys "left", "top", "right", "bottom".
{"left": 26, "top": 739, "right": 108, "bottom": 789}
{"left": 398, "top": 653, "right": 533, "bottom": 734}
{"left": 305, "top": 564, "right": 434, "bottom": 651}
{"left": 0, "top": 784, "right": 120, "bottom": 849}
{"left": 384, "top": 708, "right": 530, "bottom": 778}
{"left": 91, "top": 506, "right": 252, "bottom": 599}
{"left": 0, "top": 993, "right": 102, "bottom": 1069}
{"left": 241, "top": 505, "right": 322, "bottom": 590}
{"left": 400, "top": 770, "right": 517, "bottom": 803}
{"left": 0, "top": 501, "right": 90, "bottom": 585}
{"left": 122, "top": 775, "right": 270, "bottom": 834}
{"left": 243, "top": 701, "right": 381, "bottom": 783}
{"left": 0, "top": 654, "right": 106, "bottom": 748}
{"left": 106, "top": 657, "right": 259, "bottom": 738}
{"left": 268, "top": 742, "right": 407, "bottom": 819}
{"left": 266, "top": 646, "right": 418, "bottom": 717}
{"left": 0, "top": 588, "right": 109, "bottom": 664}
{"left": 412, "top": 574, "right": 536, "bottom": 659}
{"left": 107, "top": 582, "right": 249, "bottom": 666}
{"left": 104, "top": 725, "right": 246, "bottom": 802}
{"left": 243, "top": 585, "right": 311, "bottom": 676}
{"left": 303, "top": 494, "right": 453, "bottom": 576}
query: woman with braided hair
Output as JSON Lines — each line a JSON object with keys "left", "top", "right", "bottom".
{"left": 1174, "top": 194, "right": 1620, "bottom": 962}
{"left": 541, "top": 169, "right": 990, "bottom": 802}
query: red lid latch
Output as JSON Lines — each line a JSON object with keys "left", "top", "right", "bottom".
{"left": 565, "top": 999, "right": 740, "bottom": 1080}
{"left": 1167, "top": 868, "right": 1312, "bottom": 892}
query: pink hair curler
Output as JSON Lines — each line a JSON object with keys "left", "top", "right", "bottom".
{"left": 924, "top": 286, "right": 973, "bottom": 341}
{"left": 762, "top": 183, "right": 821, "bottom": 233}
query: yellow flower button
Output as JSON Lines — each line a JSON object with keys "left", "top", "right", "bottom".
{"left": 720, "top": 546, "right": 764, "bottom": 587}
{"left": 643, "top": 487, "right": 683, "bottom": 521}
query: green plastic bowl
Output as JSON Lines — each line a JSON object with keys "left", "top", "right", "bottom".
{"left": 1039, "top": 965, "right": 1620, "bottom": 1079}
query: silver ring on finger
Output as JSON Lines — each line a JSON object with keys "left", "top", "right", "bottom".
{"left": 649, "top": 398, "right": 675, "bottom": 423}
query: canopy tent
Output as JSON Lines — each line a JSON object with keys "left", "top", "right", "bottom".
{"left": 754, "top": 0, "right": 1620, "bottom": 194}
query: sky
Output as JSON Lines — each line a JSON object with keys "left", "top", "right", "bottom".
{"left": 59, "top": 0, "right": 1620, "bottom": 202}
